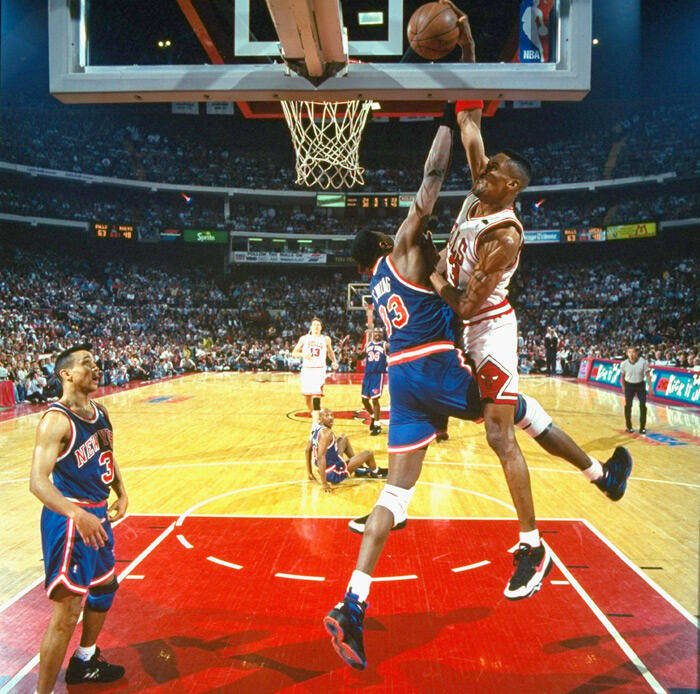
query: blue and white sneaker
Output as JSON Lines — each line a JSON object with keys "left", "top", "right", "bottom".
{"left": 594, "top": 447, "right": 632, "bottom": 501}
{"left": 323, "top": 592, "right": 367, "bottom": 670}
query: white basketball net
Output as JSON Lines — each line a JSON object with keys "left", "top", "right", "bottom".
{"left": 280, "top": 100, "right": 374, "bottom": 190}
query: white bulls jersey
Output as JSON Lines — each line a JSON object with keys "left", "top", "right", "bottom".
{"left": 300, "top": 334, "right": 327, "bottom": 369}
{"left": 446, "top": 192, "right": 524, "bottom": 322}
{"left": 446, "top": 192, "right": 524, "bottom": 406}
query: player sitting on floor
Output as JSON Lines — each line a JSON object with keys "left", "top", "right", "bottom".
{"left": 305, "top": 409, "right": 387, "bottom": 492}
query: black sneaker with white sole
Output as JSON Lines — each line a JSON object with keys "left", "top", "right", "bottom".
{"left": 594, "top": 446, "right": 632, "bottom": 501}
{"left": 324, "top": 592, "right": 367, "bottom": 670}
{"left": 504, "top": 543, "right": 553, "bottom": 600}
{"left": 348, "top": 513, "right": 407, "bottom": 534}
{"left": 65, "top": 647, "right": 125, "bottom": 684}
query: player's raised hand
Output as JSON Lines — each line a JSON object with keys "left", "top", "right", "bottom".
{"left": 108, "top": 493, "right": 129, "bottom": 522}
{"left": 439, "top": 1, "right": 474, "bottom": 50}
{"left": 74, "top": 508, "right": 108, "bottom": 549}
{"left": 421, "top": 230, "right": 441, "bottom": 270}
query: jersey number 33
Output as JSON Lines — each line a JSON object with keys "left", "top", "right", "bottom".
{"left": 378, "top": 294, "right": 409, "bottom": 337}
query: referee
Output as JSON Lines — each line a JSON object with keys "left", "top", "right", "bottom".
{"left": 620, "top": 347, "right": 652, "bottom": 433}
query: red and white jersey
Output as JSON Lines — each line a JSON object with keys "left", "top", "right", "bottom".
{"left": 300, "top": 334, "right": 327, "bottom": 369}
{"left": 446, "top": 192, "right": 524, "bottom": 325}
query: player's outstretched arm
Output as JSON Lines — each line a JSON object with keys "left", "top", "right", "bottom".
{"left": 430, "top": 225, "right": 520, "bottom": 319}
{"left": 396, "top": 111, "right": 454, "bottom": 251}
{"left": 305, "top": 440, "right": 315, "bottom": 481}
{"left": 29, "top": 412, "right": 108, "bottom": 549}
{"left": 440, "top": 1, "right": 489, "bottom": 183}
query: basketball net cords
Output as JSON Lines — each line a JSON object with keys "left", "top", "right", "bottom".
{"left": 280, "top": 100, "right": 374, "bottom": 190}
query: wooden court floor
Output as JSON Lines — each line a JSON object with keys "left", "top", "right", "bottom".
{"left": 1, "top": 371, "right": 698, "bottom": 619}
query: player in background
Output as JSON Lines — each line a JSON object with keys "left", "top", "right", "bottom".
{"left": 430, "top": 3, "right": 576, "bottom": 599}
{"left": 29, "top": 344, "right": 128, "bottom": 692}
{"left": 305, "top": 409, "right": 387, "bottom": 492}
{"left": 358, "top": 303, "right": 388, "bottom": 435}
{"left": 292, "top": 317, "right": 338, "bottom": 424}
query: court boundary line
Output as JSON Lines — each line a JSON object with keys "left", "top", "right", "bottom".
{"left": 0, "top": 517, "right": 174, "bottom": 694}
{"left": 581, "top": 518, "right": 699, "bottom": 629}
{"left": 543, "top": 540, "right": 665, "bottom": 693}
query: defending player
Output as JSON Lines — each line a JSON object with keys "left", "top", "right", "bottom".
{"left": 29, "top": 344, "right": 128, "bottom": 692}
{"left": 323, "top": 103, "right": 484, "bottom": 669}
{"left": 305, "top": 409, "right": 387, "bottom": 492}
{"left": 359, "top": 304, "right": 388, "bottom": 435}
{"left": 292, "top": 318, "right": 339, "bottom": 423}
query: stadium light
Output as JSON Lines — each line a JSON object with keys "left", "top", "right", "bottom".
{"left": 592, "top": 38, "right": 599, "bottom": 45}
{"left": 157, "top": 40, "right": 164, "bottom": 48}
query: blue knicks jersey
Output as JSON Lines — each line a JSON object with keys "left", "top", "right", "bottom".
{"left": 364, "top": 341, "right": 388, "bottom": 375}
{"left": 310, "top": 423, "right": 346, "bottom": 473}
{"left": 370, "top": 255, "right": 455, "bottom": 354}
{"left": 45, "top": 401, "right": 115, "bottom": 502}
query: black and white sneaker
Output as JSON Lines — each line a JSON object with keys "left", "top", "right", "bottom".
{"left": 369, "top": 424, "right": 382, "bottom": 436}
{"left": 348, "top": 513, "right": 407, "bottom": 534}
{"left": 65, "top": 647, "right": 125, "bottom": 684}
{"left": 504, "top": 543, "right": 553, "bottom": 600}
{"left": 324, "top": 592, "right": 368, "bottom": 670}
{"left": 594, "top": 446, "right": 633, "bottom": 501}
{"left": 369, "top": 467, "right": 388, "bottom": 479}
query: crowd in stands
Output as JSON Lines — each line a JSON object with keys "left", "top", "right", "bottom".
{"left": 1, "top": 102, "right": 697, "bottom": 192}
{"left": 0, "top": 242, "right": 696, "bottom": 405}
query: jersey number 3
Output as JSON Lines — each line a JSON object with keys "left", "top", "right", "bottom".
{"left": 378, "top": 294, "right": 409, "bottom": 337}
{"left": 99, "top": 451, "right": 115, "bottom": 485}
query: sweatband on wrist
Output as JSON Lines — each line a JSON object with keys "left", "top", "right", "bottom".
{"left": 439, "top": 101, "right": 457, "bottom": 129}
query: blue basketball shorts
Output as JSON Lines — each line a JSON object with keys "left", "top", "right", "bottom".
{"left": 387, "top": 344, "right": 481, "bottom": 454}
{"left": 41, "top": 499, "right": 115, "bottom": 598}
{"left": 362, "top": 372, "right": 387, "bottom": 399}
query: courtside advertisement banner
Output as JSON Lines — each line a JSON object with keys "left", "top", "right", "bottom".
{"left": 579, "top": 358, "right": 699, "bottom": 408}
{"left": 606, "top": 222, "right": 657, "bottom": 240}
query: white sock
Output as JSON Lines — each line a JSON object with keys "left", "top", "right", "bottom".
{"left": 519, "top": 529, "right": 541, "bottom": 547}
{"left": 583, "top": 457, "right": 604, "bottom": 481}
{"left": 347, "top": 570, "right": 371, "bottom": 602}
{"left": 74, "top": 644, "right": 96, "bottom": 661}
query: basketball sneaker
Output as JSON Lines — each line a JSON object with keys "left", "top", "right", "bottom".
{"left": 594, "top": 446, "right": 633, "bottom": 501}
{"left": 435, "top": 429, "right": 449, "bottom": 442}
{"left": 504, "top": 543, "right": 553, "bottom": 600}
{"left": 369, "top": 467, "right": 388, "bottom": 479}
{"left": 65, "top": 647, "right": 125, "bottom": 684}
{"left": 348, "top": 513, "right": 407, "bottom": 534}
{"left": 370, "top": 423, "right": 382, "bottom": 436}
{"left": 324, "top": 592, "right": 367, "bottom": 670}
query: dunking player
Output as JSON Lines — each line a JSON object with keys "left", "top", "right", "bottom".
{"left": 292, "top": 317, "right": 338, "bottom": 423}
{"left": 359, "top": 303, "right": 388, "bottom": 435}
{"left": 324, "top": 106, "right": 631, "bottom": 670}
{"left": 430, "top": 4, "right": 585, "bottom": 597}
{"left": 29, "top": 344, "right": 128, "bottom": 692}
{"left": 305, "top": 408, "right": 387, "bottom": 492}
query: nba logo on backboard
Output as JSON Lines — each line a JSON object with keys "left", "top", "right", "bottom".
{"left": 519, "top": 0, "right": 554, "bottom": 63}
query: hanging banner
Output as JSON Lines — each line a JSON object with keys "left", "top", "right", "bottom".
{"left": 171, "top": 102, "right": 199, "bottom": 115}
{"left": 206, "top": 102, "right": 235, "bottom": 115}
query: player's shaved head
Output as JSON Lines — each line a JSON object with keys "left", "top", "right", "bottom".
{"left": 501, "top": 149, "right": 532, "bottom": 189}
{"left": 55, "top": 342, "right": 93, "bottom": 379}
{"left": 351, "top": 229, "right": 393, "bottom": 271}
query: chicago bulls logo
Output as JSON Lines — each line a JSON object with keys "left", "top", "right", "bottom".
{"left": 476, "top": 356, "right": 517, "bottom": 404}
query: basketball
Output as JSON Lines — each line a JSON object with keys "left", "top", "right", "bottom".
{"left": 407, "top": 2, "right": 460, "bottom": 61}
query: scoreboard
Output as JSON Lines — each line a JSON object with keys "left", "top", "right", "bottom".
{"left": 346, "top": 194, "right": 412, "bottom": 210}
{"left": 563, "top": 227, "right": 605, "bottom": 243}
{"left": 316, "top": 193, "right": 413, "bottom": 210}
{"left": 93, "top": 222, "right": 135, "bottom": 240}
